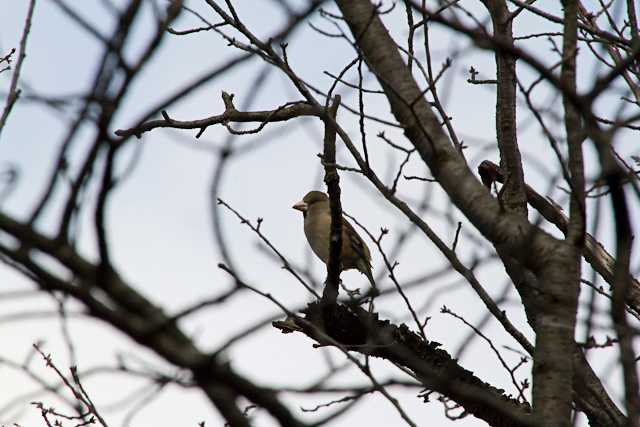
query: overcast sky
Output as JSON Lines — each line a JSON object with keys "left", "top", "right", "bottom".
{"left": 1, "top": 1, "right": 638, "bottom": 426}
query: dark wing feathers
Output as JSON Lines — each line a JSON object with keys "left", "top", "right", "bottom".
{"left": 341, "top": 217, "right": 371, "bottom": 265}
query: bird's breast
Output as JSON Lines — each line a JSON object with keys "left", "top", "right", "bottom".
{"left": 304, "top": 214, "right": 331, "bottom": 263}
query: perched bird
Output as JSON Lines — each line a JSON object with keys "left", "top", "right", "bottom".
{"left": 293, "top": 191, "right": 375, "bottom": 288}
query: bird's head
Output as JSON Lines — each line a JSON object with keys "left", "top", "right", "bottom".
{"left": 292, "top": 191, "right": 328, "bottom": 215}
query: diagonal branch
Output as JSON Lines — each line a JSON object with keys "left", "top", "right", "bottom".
{"left": 333, "top": 2, "right": 619, "bottom": 427}
{"left": 478, "top": 160, "right": 640, "bottom": 319}
{"left": 277, "top": 301, "right": 535, "bottom": 427}
{"left": 0, "top": 212, "right": 307, "bottom": 427}
{"left": 0, "top": 0, "right": 36, "bottom": 139}
{"left": 478, "top": 160, "right": 628, "bottom": 427}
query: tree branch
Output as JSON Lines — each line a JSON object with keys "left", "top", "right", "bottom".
{"left": 322, "top": 95, "right": 343, "bottom": 305}
{"left": 0, "top": 0, "right": 36, "bottom": 139}
{"left": 115, "top": 93, "right": 319, "bottom": 139}
{"left": 278, "top": 301, "right": 535, "bottom": 427}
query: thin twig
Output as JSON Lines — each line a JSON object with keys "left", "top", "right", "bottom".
{"left": 0, "top": 0, "right": 37, "bottom": 139}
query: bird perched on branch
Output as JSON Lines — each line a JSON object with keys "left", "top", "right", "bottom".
{"left": 293, "top": 191, "right": 375, "bottom": 288}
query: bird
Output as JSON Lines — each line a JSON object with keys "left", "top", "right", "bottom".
{"left": 292, "top": 191, "right": 375, "bottom": 289}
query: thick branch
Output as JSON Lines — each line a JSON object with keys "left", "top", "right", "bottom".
{"left": 478, "top": 160, "right": 640, "bottom": 319}
{"left": 334, "top": 0, "right": 560, "bottom": 275}
{"left": 526, "top": 2, "right": 582, "bottom": 425}
{"left": 609, "top": 174, "right": 640, "bottom": 425}
{"left": 480, "top": 162, "right": 627, "bottom": 426}
{"left": 333, "top": 3, "right": 620, "bottom": 427}
{"left": 277, "top": 302, "right": 534, "bottom": 427}
{"left": 481, "top": 0, "right": 527, "bottom": 216}
{"left": 0, "top": 213, "right": 307, "bottom": 427}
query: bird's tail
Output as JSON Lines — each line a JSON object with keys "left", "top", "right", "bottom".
{"left": 360, "top": 262, "right": 378, "bottom": 296}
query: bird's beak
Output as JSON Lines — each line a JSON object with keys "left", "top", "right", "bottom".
{"left": 292, "top": 201, "right": 307, "bottom": 212}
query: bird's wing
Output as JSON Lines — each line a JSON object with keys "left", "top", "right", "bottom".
{"left": 341, "top": 217, "right": 371, "bottom": 264}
